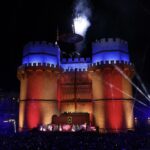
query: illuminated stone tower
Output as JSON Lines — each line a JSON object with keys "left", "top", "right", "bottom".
{"left": 89, "top": 38, "right": 134, "bottom": 132}
{"left": 18, "top": 38, "right": 134, "bottom": 132}
{"left": 17, "top": 42, "right": 61, "bottom": 131}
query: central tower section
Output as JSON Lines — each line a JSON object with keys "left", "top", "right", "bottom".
{"left": 59, "top": 58, "right": 93, "bottom": 123}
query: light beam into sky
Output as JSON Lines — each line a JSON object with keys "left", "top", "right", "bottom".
{"left": 148, "top": 94, "right": 150, "bottom": 101}
{"left": 135, "top": 71, "right": 149, "bottom": 96}
{"left": 105, "top": 80, "right": 149, "bottom": 108}
{"left": 114, "top": 66, "right": 150, "bottom": 102}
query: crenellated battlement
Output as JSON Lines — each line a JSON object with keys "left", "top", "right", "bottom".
{"left": 61, "top": 57, "right": 91, "bottom": 72}
{"left": 17, "top": 63, "right": 62, "bottom": 78}
{"left": 92, "top": 38, "right": 128, "bottom": 54}
{"left": 23, "top": 62, "right": 59, "bottom": 68}
{"left": 61, "top": 57, "right": 91, "bottom": 64}
{"left": 23, "top": 41, "right": 59, "bottom": 56}
{"left": 95, "top": 38, "right": 127, "bottom": 44}
{"left": 89, "top": 60, "right": 132, "bottom": 67}
{"left": 22, "top": 41, "right": 60, "bottom": 66}
{"left": 64, "top": 68, "right": 88, "bottom": 72}
{"left": 18, "top": 38, "right": 135, "bottom": 132}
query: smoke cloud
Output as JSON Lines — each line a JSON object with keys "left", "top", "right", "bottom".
{"left": 73, "top": 0, "right": 92, "bottom": 37}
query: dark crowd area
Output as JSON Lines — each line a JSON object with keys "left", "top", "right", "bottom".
{"left": 0, "top": 130, "right": 150, "bottom": 150}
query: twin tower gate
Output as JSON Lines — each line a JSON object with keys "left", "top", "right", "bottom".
{"left": 18, "top": 38, "right": 134, "bottom": 132}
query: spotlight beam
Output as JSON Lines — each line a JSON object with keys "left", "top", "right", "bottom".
{"left": 114, "top": 66, "right": 150, "bottom": 102}
{"left": 105, "top": 80, "right": 150, "bottom": 108}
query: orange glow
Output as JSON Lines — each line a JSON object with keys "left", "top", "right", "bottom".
{"left": 122, "top": 75, "right": 132, "bottom": 99}
{"left": 20, "top": 77, "right": 27, "bottom": 100}
{"left": 60, "top": 102, "right": 75, "bottom": 113}
{"left": 18, "top": 64, "right": 134, "bottom": 132}
{"left": 93, "top": 101, "right": 105, "bottom": 130}
{"left": 18, "top": 67, "right": 59, "bottom": 130}
{"left": 76, "top": 102, "right": 93, "bottom": 124}
{"left": 122, "top": 75, "right": 134, "bottom": 129}
{"left": 19, "top": 102, "right": 25, "bottom": 131}
{"left": 40, "top": 101, "right": 58, "bottom": 124}
{"left": 90, "top": 71, "right": 103, "bottom": 99}
{"left": 123, "top": 100, "right": 134, "bottom": 129}
{"left": 60, "top": 72, "right": 92, "bottom": 101}
{"left": 90, "top": 70, "right": 105, "bottom": 129}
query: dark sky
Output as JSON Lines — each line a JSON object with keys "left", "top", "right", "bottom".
{"left": 1, "top": 0, "right": 150, "bottom": 92}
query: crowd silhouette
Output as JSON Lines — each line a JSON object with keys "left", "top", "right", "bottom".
{"left": 0, "top": 130, "right": 150, "bottom": 150}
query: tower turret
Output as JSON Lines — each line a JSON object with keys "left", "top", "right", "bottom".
{"left": 92, "top": 38, "right": 129, "bottom": 63}
{"left": 89, "top": 38, "right": 134, "bottom": 132}
{"left": 18, "top": 41, "right": 61, "bottom": 131}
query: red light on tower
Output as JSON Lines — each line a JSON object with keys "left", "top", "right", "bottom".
{"left": 89, "top": 38, "right": 134, "bottom": 132}
{"left": 17, "top": 42, "right": 61, "bottom": 131}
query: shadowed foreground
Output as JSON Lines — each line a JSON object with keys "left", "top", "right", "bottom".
{"left": 0, "top": 131, "right": 150, "bottom": 150}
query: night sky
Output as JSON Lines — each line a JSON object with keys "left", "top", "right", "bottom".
{"left": 1, "top": 0, "right": 150, "bottom": 93}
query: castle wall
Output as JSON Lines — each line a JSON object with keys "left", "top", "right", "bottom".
{"left": 89, "top": 62, "right": 134, "bottom": 132}
{"left": 122, "top": 68, "right": 134, "bottom": 130}
{"left": 59, "top": 71, "right": 93, "bottom": 123}
{"left": 18, "top": 38, "right": 135, "bottom": 132}
{"left": 18, "top": 65, "right": 59, "bottom": 131}
{"left": 89, "top": 70, "right": 105, "bottom": 130}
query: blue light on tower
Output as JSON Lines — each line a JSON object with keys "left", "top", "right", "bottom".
{"left": 61, "top": 57, "right": 91, "bottom": 71}
{"left": 22, "top": 41, "right": 60, "bottom": 66}
{"left": 22, "top": 55, "right": 58, "bottom": 66}
{"left": 22, "top": 38, "right": 131, "bottom": 70}
{"left": 61, "top": 63, "right": 89, "bottom": 71}
{"left": 92, "top": 38, "right": 130, "bottom": 63}
{"left": 92, "top": 52, "right": 129, "bottom": 63}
